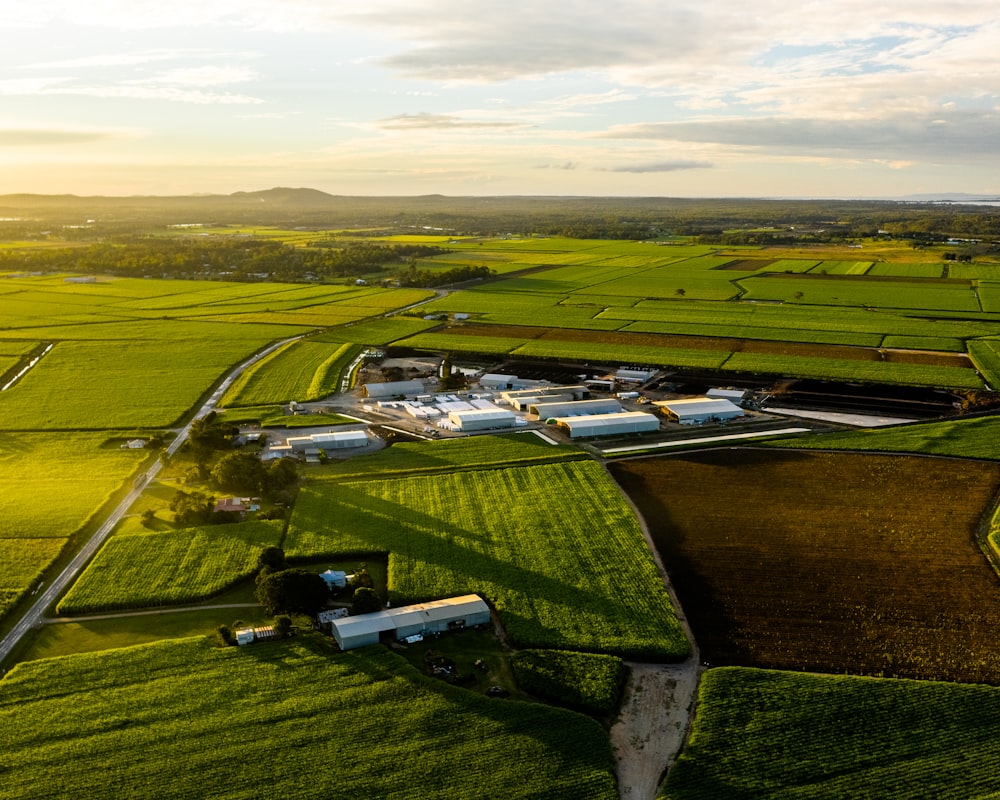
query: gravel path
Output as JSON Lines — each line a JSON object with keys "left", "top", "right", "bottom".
{"left": 610, "top": 660, "right": 702, "bottom": 799}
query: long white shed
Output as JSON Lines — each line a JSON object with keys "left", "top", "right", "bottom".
{"left": 330, "top": 595, "right": 491, "bottom": 650}
{"left": 655, "top": 397, "right": 744, "bottom": 424}
{"left": 362, "top": 380, "right": 426, "bottom": 399}
{"left": 531, "top": 398, "right": 623, "bottom": 418}
{"left": 554, "top": 411, "right": 660, "bottom": 438}
{"left": 448, "top": 408, "right": 517, "bottom": 431}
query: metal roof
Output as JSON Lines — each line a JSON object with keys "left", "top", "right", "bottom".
{"left": 531, "top": 398, "right": 622, "bottom": 417}
{"left": 654, "top": 397, "right": 743, "bottom": 417}
{"left": 554, "top": 411, "right": 660, "bottom": 437}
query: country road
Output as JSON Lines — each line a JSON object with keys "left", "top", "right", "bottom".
{"left": 0, "top": 335, "right": 303, "bottom": 666}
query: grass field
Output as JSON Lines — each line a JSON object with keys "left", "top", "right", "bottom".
{"left": 611, "top": 449, "right": 1000, "bottom": 683}
{"left": 287, "top": 457, "right": 689, "bottom": 660}
{"left": 220, "top": 340, "right": 361, "bottom": 406}
{"left": 662, "top": 666, "right": 1000, "bottom": 799}
{"left": 0, "top": 636, "right": 618, "bottom": 799}
{"left": 56, "top": 521, "right": 285, "bottom": 614}
{"left": 0, "top": 432, "right": 149, "bottom": 619}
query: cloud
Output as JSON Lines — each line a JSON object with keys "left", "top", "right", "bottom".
{"left": 376, "top": 113, "right": 524, "bottom": 130}
{"left": 0, "top": 129, "right": 122, "bottom": 146}
{"left": 605, "top": 160, "right": 713, "bottom": 173}
{"left": 600, "top": 111, "right": 1000, "bottom": 160}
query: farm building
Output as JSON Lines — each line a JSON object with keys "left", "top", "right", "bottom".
{"left": 553, "top": 411, "right": 660, "bottom": 438}
{"left": 499, "top": 385, "right": 588, "bottom": 404}
{"left": 479, "top": 374, "right": 550, "bottom": 391}
{"left": 655, "top": 397, "right": 744, "bottom": 424}
{"left": 234, "top": 626, "right": 278, "bottom": 646}
{"left": 447, "top": 408, "right": 517, "bottom": 431}
{"left": 508, "top": 393, "right": 574, "bottom": 411}
{"left": 319, "top": 569, "right": 348, "bottom": 590}
{"left": 616, "top": 368, "right": 657, "bottom": 383}
{"left": 361, "top": 380, "right": 426, "bottom": 399}
{"left": 286, "top": 430, "right": 369, "bottom": 451}
{"left": 531, "top": 398, "right": 623, "bottom": 419}
{"left": 706, "top": 388, "right": 747, "bottom": 403}
{"left": 330, "top": 595, "right": 491, "bottom": 650}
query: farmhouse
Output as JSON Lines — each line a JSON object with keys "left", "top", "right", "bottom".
{"left": 447, "top": 408, "right": 517, "bottom": 431}
{"left": 286, "top": 430, "right": 369, "bottom": 451}
{"left": 532, "top": 398, "right": 623, "bottom": 419}
{"left": 319, "top": 569, "right": 348, "bottom": 590}
{"left": 655, "top": 397, "right": 744, "bottom": 424}
{"left": 554, "top": 411, "right": 660, "bottom": 438}
{"left": 361, "top": 380, "right": 426, "bottom": 399}
{"left": 330, "top": 595, "right": 491, "bottom": 651}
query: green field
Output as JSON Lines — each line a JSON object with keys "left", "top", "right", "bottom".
{"left": 56, "top": 521, "right": 285, "bottom": 614}
{"left": 220, "top": 340, "right": 362, "bottom": 406}
{"left": 0, "top": 433, "right": 148, "bottom": 619}
{"left": 287, "top": 458, "right": 688, "bottom": 659}
{"left": 0, "top": 636, "right": 618, "bottom": 799}
{"left": 662, "top": 667, "right": 1000, "bottom": 799}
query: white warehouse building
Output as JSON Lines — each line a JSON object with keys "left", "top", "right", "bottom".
{"left": 531, "top": 398, "right": 623, "bottom": 419}
{"left": 655, "top": 397, "right": 744, "bottom": 424}
{"left": 361, "top": 380, "right": 426, "bottom": 399}
{"left": 331, "top": 595, "right": 491, "bottom": 650}
{"left": 554, "top": 411, "right": 660, "bottom": 438}
{"left": 286, "top": 430, "right": 369, "bottom": 451}
{"left": 447, "top": 408, "right": 517, "bottom": 431}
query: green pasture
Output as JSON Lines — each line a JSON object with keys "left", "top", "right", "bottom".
{"left": 662, "top": 667, "right": 1000, "bottom": 799}
{"left": 0, "top": 636, "right": 617, "bottom": 799}
{"left": 867, "top": 262, "right": 945, "bottom": 278}
{"left": 513, "top": 340, "right": 733, "bottom": 370}
{"left": 286, "top": 458, "right": 689, "bottom": 660}
{"left": 398, "top": 332, "right": 530, "bottom": 355}
{"left": 0, "top": 340, "right": 41, "bottom": 356}
{"left": 57, "top": 521, "right": 284, "bottom": 614}
{"left": 968, "top": 338, "right": 1000, "bottom": 387}
{"left": 621, "top": 320, "right": 885, "bottom": 348}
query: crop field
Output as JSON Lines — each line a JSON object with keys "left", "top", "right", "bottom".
{"left": 313, "top": 433, "right": 587, "bottom": 480}
{"left": 739, "top": 274, "right": 981, "bottom": 311}
{"left": 56, "top": 521, "right": 284, "bottom": 614}
{"left": 287, "top": 458, "right": 689, "bottom": 660}
{"left": 611, "top": 449, "right": 1000, "bottom": 684}
{"left": 511, "top": 650, "right": 625, "bottom": 715}
{"left": 0, "top": 432, "right": 148, "bottom": 618}
{"left": 968, "top": 338, "right": 1000, "bottom": 386}
{"left": 220, "top": 341, "right": 361, "bottom": 406}
{"left": 807, "top": 260, "right": 873, "bottom": 275}
{"left": 772, "top": 414, "right": 1000, "bottom": 460}
{"left": 0, "top": 636, "right": 618, "bottom": 799}
{"left": 315, "top": 316, "right": 439, "bottom": 345}
{"left": 662, "top": 667, "right": 1000, "bottom": 799}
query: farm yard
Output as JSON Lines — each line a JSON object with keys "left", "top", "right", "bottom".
{"left": 7, "top": 218, "right": 1000, "bottom": 800}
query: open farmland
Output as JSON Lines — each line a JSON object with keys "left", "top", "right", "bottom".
{"left": 56, "top": 521, "right": 284, "bottom": 614}
{"left": 0, "top": 636, "right": 617, "bottom": 800}
{"left": 220, "top": 340, "right": 362, "bottom": 406}
{"left": 662, "top": 667, "right": 1000, "bottom": 800}
{"left": 610, "top": 449, "right": 1000, "bottom": 684}
{"left": 396, "top": 238, "right": 1000, "bottom": 388}
{"left": 0, "top": 433, "right": 149, "bottom": 619}
{"left": 287, "top": 457, "right": 689, "bottom": 660}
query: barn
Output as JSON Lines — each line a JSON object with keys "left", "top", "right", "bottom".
{"left": 655, "top": 397, "right": 744, "bottom": 424}
{"left": 361, "top": 380, "right": 426, "bottom": 399}
{"left": 447, "top": 408, "right": 517, "bottom": 431}
{"left": 554, "top": 411, "right": 660, "bottom": 438}
{"left": 531, "top": 398, "right": 623, "bottom": 418}
{"left": 330, "top": 595, "right": 491, "bottom": 650}
{"left": 286, "top": 430, "right": 369, "bottom": 451}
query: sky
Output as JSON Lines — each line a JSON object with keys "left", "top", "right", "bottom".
{"left": 2, "top": 0, "right": 999, "bottom": 198}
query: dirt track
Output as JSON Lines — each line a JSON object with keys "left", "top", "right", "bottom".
{"left": 610, "top": 660, "right": 701, "bottom": 800}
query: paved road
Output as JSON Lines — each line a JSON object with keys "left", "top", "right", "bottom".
{"left": 0, "top": 335, "right": 302, "bottom": 666}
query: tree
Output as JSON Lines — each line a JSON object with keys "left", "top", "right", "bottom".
{"left": 255, "top": 568, "right": 330, "bottom": 616}
{"left": 212, "top": 451, "right": 266, "bottom": 494}
{"left": 216, "top": 624, "right": 235, "bottom": 646}
{"left": 169, "top": 489, "right": 214, "bottom": 526}
{"left": 140, "top": 508, "right": 156, "bottom": 528}
{"left": 257, "top": 545, "right": 287, "bottom": 573}
{"left": 349, "top": 564, "right": 375, "bottom": 591}
{"left": 273, "top": 614, "right": 293, "bottom": 639}
{"left": 266, "top": 458, "right": 298, "bottom": 493}
{"left": 352, "top": 586, "right": 382, "bottom": 615}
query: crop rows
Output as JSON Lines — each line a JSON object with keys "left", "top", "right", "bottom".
{"left": 287, "top": 460, "right": 689, "bottom": 660}
{"left": 316, "top": 316, "right": 439, "bottom": 345}
{"left": 0, "top": 637, "right": 617, "bottom": 799}
{"left": 968, "top": 338, "right": 1000, "bottom": 387}
{"left": 511, "top": 650, "right": 625, "bottom": 715}
{"left": 739, "top": 275, "right": 981, "bottom": 311}
{"left": 57, "top": 521, "right": 284, "bottom": 614}
{"left": 663, "top": 667, "right": 1000, "bottom": 799}
{"left": 312, "top": 433, "right": 586, "bottom": 480}
{"left": 222, "top": 341, "right": 360, "bottom": 407}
